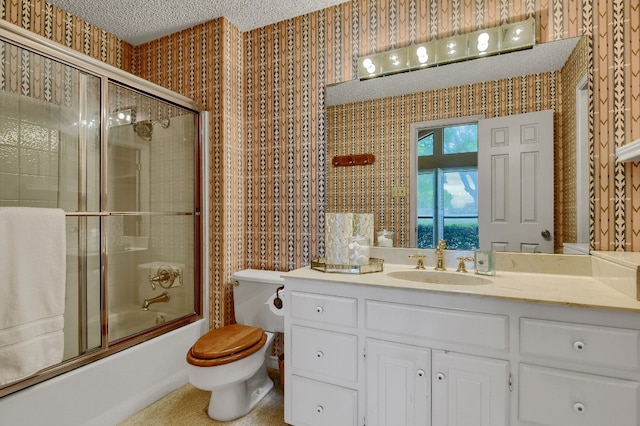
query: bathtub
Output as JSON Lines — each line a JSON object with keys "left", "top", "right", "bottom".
{"left": 108, "top": 308, "right": 179, "bottom": 342}
{"left": 0, "top": 318, "right": 206, "bottom": 425}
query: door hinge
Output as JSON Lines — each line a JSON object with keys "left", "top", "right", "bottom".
{"left": 509, "top": 373, "right": 513, "bottom": 392}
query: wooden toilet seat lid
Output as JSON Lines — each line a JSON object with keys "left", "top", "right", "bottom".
{"left": 190, "top": 323, "right": 264, "bottom": 360}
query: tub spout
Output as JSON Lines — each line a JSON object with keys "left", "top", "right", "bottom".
{"left": 142, "top": 291, "right": 170, "bottom": 311}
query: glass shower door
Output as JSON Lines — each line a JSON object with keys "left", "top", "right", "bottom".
{"left": 0, "top": 38, "right": 103, "bottom": 360}
{"left": 105, "top": 82, "right": 198, "bottom": 341}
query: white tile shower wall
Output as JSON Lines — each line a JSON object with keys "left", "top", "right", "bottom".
{"left": 0, "top": 116, "right": 59, "bottom": 207}
{"left": 148, "top": 115, "right": 195, "bottom": 314}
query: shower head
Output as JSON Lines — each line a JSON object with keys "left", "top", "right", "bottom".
{"left": 133, "top": 121, "right": 153, "bottom": 141}
{"left": 132, "top": 118, "right": 171, "bottom": 141}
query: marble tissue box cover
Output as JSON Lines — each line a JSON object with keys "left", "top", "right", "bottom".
{"left": 325, "top": 213, "right": 373, "bottom": 265}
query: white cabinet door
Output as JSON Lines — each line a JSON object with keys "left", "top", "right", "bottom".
{"left": 366, "top": 339, "right": 431, "bottom": 426}
{"left": 432, "top": 350, "right": 509, "bottom": 426}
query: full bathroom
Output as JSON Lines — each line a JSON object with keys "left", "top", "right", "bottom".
{"left": 2, "top": 0, "right": 640, "bottom": 425}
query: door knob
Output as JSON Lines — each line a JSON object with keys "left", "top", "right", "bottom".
{"left": 541, "top": 229, "right": 551, "bottom": 240}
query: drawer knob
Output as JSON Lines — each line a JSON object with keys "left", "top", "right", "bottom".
{"left": 316, "top": 306, "right": 324, "bottom": 313}
{"left": 573, "top": 402, "right": 585, "bottom": 413}
{"left": 316, "top": 405, "right": 324, "bottom": 413}
{"left": 316, "top": 351, "right": 324, "bottom": 358}
{"left": 417, "top": 369, "right": 425, "bottom": 377}
{"left": 573, "top": 341, "right": 586, "bottom": 351}
{"left": 436, "top": 372, "right": 445, "bottom": 381}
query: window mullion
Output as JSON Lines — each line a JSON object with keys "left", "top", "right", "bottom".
{"left": 436, "top": 168, "right": 445, "bottom": 245}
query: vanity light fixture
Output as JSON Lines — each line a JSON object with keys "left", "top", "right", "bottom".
{"left": 381, "top": 49, "right": 409, "bottom": 74}
{"left": 408, "top": 42, "right": 438, "bottom": 68}
{"left": 501, "top": 18, "right": 536, "bottom": 52}
{"left": 358, "top": 53, "right": 383, "bottom": 78}
{"left": 468, "top": 27, "right": 501, "bottom": 58}
{"left": 436, "top": 34, "right": 468, "bottom": 64}
{"left": 358, "top": 17, "right": 535, "bottom": 80}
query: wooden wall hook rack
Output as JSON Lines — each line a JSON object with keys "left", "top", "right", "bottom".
{"left": 332, "top": 154, "right": 376, "bottom": 167}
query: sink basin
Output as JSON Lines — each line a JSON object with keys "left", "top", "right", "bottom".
{"left": 387, "top": 270, "right": 492, "bottom": 285}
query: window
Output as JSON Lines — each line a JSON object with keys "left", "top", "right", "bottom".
{"left": 416, "top": 123, "right": 479, "bottom": 250}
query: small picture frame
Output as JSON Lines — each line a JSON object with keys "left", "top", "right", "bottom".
{"left": 474, "top": 250, "right": 495, "bottom": 276}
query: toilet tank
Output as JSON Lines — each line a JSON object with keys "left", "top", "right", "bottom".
{"left": 231, "top": 269, "right": 285, "bottom": 333}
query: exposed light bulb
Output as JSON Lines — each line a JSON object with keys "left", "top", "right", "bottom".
{"left": 447, "top": 41, "right": 457, "bottom": 55}
{"left": 362, "top": 58, "right": 376, "bottom": 74}
{"left": 416, "top": 46, "right": 429, "bottom": 64}
{"left": 512, "top": 27, "right": 523, "bottom": 41}
{"left": 477, "top": 32, "right": 490, "bottom": 53}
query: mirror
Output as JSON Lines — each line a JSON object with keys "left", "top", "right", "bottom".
{"left": 325, "top": 36, "right": 588, "bottom": 251}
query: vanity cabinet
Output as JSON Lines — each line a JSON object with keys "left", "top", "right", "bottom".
{"left": 519, "top": 364, "right": 639, "bottom": 426}
{"left": 518, "top": 317, "right": 640, "bottom": 425}
{"left": 365, "top": 339, "right": 431, "bottom": 426}
{"left": 431, "top": 350, "right": 509, "bottom": 426}
{"left": 287, "top": 290, "right": 360, "bottom": 426}
{"left": 283, "top": 272, "right": 640, "bottom": 426}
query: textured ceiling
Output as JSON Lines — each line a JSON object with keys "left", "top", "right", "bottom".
{"left": 46, "top": 0, "right": 347, "bottom": 45}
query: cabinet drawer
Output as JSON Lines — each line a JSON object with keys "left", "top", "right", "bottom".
{"left": 519, "top": 364, "right": 640, "bottom": 426}
{"left": 520, "top": 318, "right": 640, "bottom": 371}
{"left": 290, "top": 375, "right": 358, "bottom": 426}
{"left": 365, "top": 300, "right": 508, "bottom": 352}
{"left": 291, "top": 325, "right": 358, "bottom": 383}
{"left": 291, "top": 291, "right": 357, "bottom": 328}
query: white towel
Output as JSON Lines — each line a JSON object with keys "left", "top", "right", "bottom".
{"left": 0, "top": 207, "right": 66, "bottom": 385}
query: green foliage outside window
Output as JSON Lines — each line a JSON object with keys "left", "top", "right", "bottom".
{"left": 443, "top": 124, "right": 478, "bottom": 154}
{"left": 417, "top": 222, "right": 479, "bottom": 250}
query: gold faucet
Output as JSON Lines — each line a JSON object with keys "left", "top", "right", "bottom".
{"left": 456, "top": 256, "right": 475, "bottom": 273}
{"left": 142, "top": 291, "right": 170, "bottom": 310}
{"left": 408, "top": 254, "right": 426, "bottom": 269}
{"left": 434, "top": 240, "right": 446, "bottom": 271}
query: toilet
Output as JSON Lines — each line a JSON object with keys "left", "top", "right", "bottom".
{"left": 186, "top": 269, "right": 285, "bottom": 421}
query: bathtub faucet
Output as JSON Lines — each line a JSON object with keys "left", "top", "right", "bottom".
{"left": 142, "top": 291, "right": 170, "bottom": 311}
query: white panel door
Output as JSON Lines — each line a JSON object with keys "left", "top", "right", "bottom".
{"left": 432, "top": 350, "right": 510, "bottom": 426}
{"left": 478, "top": 110, "right": 554, "bottom": 253}
{"left": 366, "top": 339, "right": 431, "bottom": 426}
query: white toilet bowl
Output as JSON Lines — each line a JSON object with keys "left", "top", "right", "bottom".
{"left": 186, "top": 269, "right": 285, "bottom": 421}
{"left": 187, "top": 331, "right": 275, "bottom": 421}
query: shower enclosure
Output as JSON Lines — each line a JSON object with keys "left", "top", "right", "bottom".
{"left": 0, "top": 24, "right": 201, "bottom": 396}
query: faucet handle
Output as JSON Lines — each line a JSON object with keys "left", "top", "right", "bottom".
{"left": 408, "top": 254, "right": 426, "bottom": 269}
{"left": 149, "top": 265, "right": 181, "bottom": 290}
{"left": 456, "top": 256, "right": 475, "bottom": 273}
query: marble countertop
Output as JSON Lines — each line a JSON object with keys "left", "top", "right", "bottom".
{"left": 283, "top": 261, "right": 640, "bottom": 313}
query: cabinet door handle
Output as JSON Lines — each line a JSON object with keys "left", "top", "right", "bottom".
{"left": 316, "top": 306, "right": 323, "bottom": 313}
{"left": 316, "top": 351, "right": 324, "bottom": 358}
{"left": 573, "top": 341, "right": 586, "bottom": 351}
{"left": 316, "top": 405, "right": 324, "bottom": 413}
{"left": 573, "top": 402, "right": 585, "bottom": 413}
{"left": 417, "top": 369, "right": 425, "bottom": 377}
{"left": 435, "top": 372, "right": 445, "bottom": 381}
